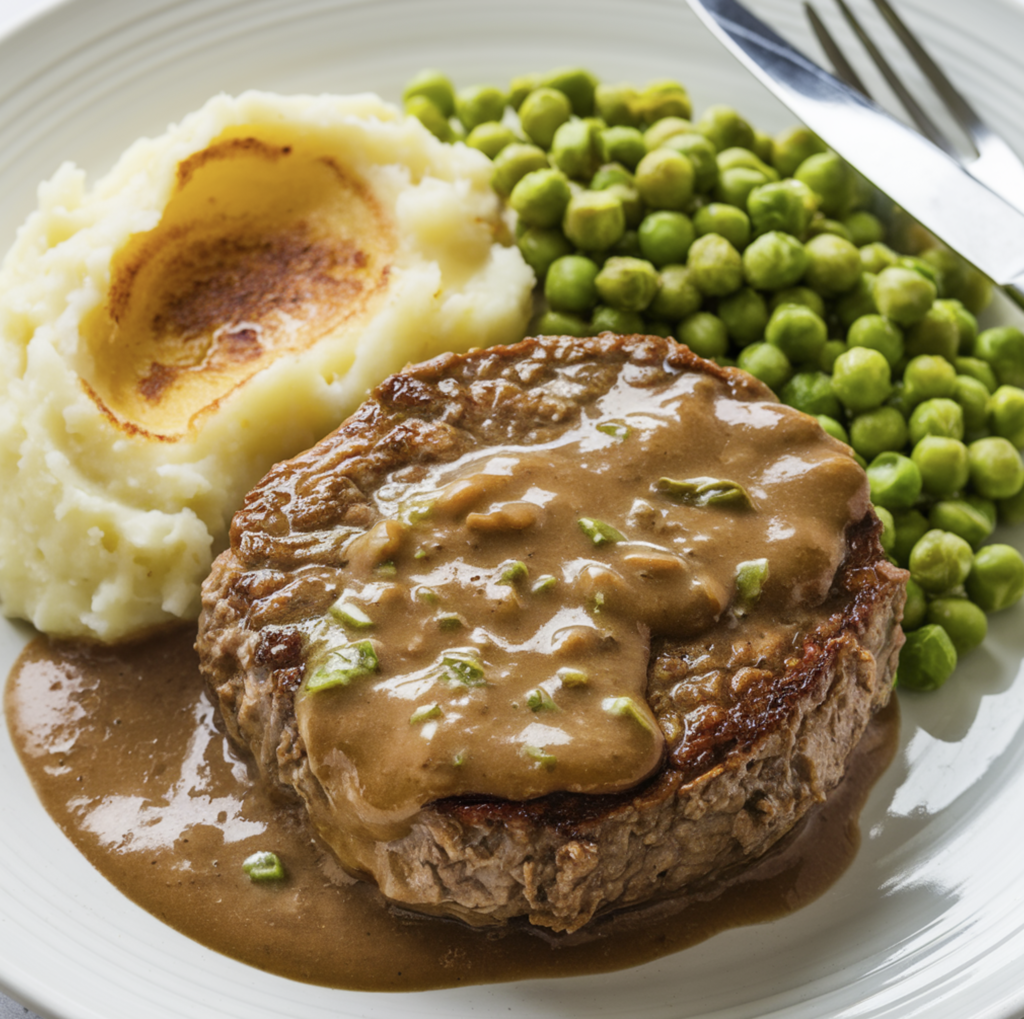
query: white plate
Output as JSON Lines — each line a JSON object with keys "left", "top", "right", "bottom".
{"left": 3, "top": 1, "right": 1024, "bottom": 1017}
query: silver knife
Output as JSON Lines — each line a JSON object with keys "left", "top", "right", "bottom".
{"left": 686, "top": 0, "right": 1024, "bottom": 308}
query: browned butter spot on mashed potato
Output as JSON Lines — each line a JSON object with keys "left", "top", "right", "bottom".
{"left": 0, "top": 92, "right": 534, "bottom": 641}
{"left": 88, "top": 134, "right": 397, "bottom": 436}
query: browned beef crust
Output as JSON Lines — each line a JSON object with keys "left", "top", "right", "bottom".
{"left": 198, "top": 333, "right": 907, "bottom": 931}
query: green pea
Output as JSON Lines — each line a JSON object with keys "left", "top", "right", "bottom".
{"left": 954, "top": 356, "right": 999, "bottom": 393}
{"left": 594, "top": 82, "right": 639, "bottom": 127}
{"left": 873, "top": 266, "right": 937, "bottom": 326}
{"left": 519, "top": 87, "right": 572, "bottom": 148}
{"left": 866, "top": 506, "right": 893, "bottom": 556}
{"left": 590, "top": 162, "right": 633, "bottom": 190}
{"left": 816, "top": 414, "right": 850, "bottom": 444}
{"left": 860, "top": 242, "right": 898, "bottom": 275}
{"left": 696, "top": 104, "right": 755, "bottom": 151}
{"left": 718, "top": 287, "right": 768, "bottom": 346}
{"left": 737, "top": 342, "right": 792, "bottom": 391}
{"left": 954, "top": 375, "right": 992, "bottom": 435}
{"left": 807, "top": 217, "right": 854, "bottom": 242}
{"left": 802, "top": 233, "right": 862, "bottom": 295}
{"left": 591, "top": 305, "right": 644, "bottom": 334}
{"left": 603, "top": 183, "right": 644, "bottom": 229}
{"left": 693, "top": 203, "right": 751, "bottom": 250}
{"left": 765, "top": 304, "right": 828, "bottom": 365}
{"left": 902, "top": 577, "right": 927, "bottom": 630}
{"left": 637, "top": 211, "right": 695, "bottom": 267}
{"left": 928, "top": 498, "right": 995, "bottom": 548}
{"left": 715, "top": 166, "right": 771, "bottom": 209}
{"left": 843, "top": 210, "right": 885, "bottom": 247}
{"left": 769, "top": 286, "right": 827, "bottom": 318}
{"left": 677, "top": 311, "right": 729, "bottom": 359}
{"left": 752, "top": 129, "right": 774, "bottom": 164}
{"left": 516, "top": 226, "right": 573, "bottom": 280}
{"left": 897, "top": 254, "right": 939, "bottom": 287}
{"left": 599, "top": 125, "right": 646, "bottom": 170}
{"left": 912, "top": 436, "right": 970, "bottom": 496}
{"left": 780, "top": 371, "right": 842, "bottom": 418}
{"left": 648, "top": 265, "right": 702, "bottom": 322}
{"left": 925, "top": 598, "right": 986, "bottom": 656}
{"left": 958, "top": 265, "right": 994, "bottom": 315}
{"left": 463, "top": 121, "right": 515, "bottom": 158}
{"left": 404, "top": 95, "right": 456, "bottom": 143}
{"left": 714, "top": 147, "right": 775, "bottom": 176}
{"left": 535, "top": 309, "right": 591, "bottom": 337}
{"left": 917, "top": 247, "right": 967, "bottom": 298}
{"left": 833, "top": 347, "right": 892, "bottom": 412}
{"left": 892, "top": 508, "right": 930, "bottom": 566}
{"left": 988, "top": 385, "right": 1024, "bottom": 447}
{"left": 965, "top": 543, "right": 1024, "bottom": 612}
{"left": 909, "top": 528, "right": 974, "bottom": 593}
{"left": 849, "top": 407, "right": 908, "bottom": 460}
{"left": 635, "top": 149, "right": 695, "bottom": 211}
{"left": 508, "top": 74, "right": 540, "bottom": 111}
{"left": 687, "top": 233, "right": 744, "bottom": 297}
{"left": 659, "top": 133, "right": 719, "bottom": 192}
{"left": 645, "top": 320, "right": 675, "bottom": 339}
{"left": 491, "top": 143, "right": 549, "bottom": 197}
{"left": 632, "top": 79, "right": 692, "bottom": 124}
{"left": 545, "top": 255, "right": 600, "bottom": 314}
{"left": 455, "top": 84, "right": 506, "bottom": 131}
{"left": 905, "top": 302, "right": 960, "bottom": 361}
{"left": 967, "top": 436, "right": 1024, "bottom": 499}
{"left": 550, "top": 119, "right": 603, "bottom": 180}
{"left": 836, "top": 272, "right": 879, "bottom": 329}
{"left": 643, "top": 116, "right": 693, "bottom": 150}
{"left": 867, "top": 451, "right": 922, "bottom": 509}
{"left": 908, "top": 398, "right": 964, "bottom": 443}
{"left": 847, "top": 314, "right": 904, "bottom": 367}
{"left": 794, "top": 151, "right": 854, "bottom": 216}
{"left": 595, "top": 256, "right": 659, "bottom": 312}
{"left": 509, "top": 168, "right": 571, "bottom": 229}
{"left": 539, "top": 67, "right": 599, "bottom": 117}
{"left": 903, "top": 354, "right": 958, "bottom": 407}
{"left": 742, "top": 231, "right": 808, "bottom": 291}
{"left": 747, "top": 179, "right": 814, "bottom": 237}
{"left": 563, "top": 190, "right": 626, "bottom": 252}
{"left": 771, "top": 125, "right": 827, "bottom": 178}
{"left": 896, "top": 624, "right": 957, "bottom": 691}
{"left": 934, "top": 298, "right": 978, "bottom": 355}
{"left": 403, "top": 69, "right": 457, "bottom": 118}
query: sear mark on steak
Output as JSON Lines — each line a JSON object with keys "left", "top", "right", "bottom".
{"left": 197, "top": 333, "right": 906, "bottom": 932}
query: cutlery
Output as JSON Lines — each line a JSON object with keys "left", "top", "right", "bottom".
{"left": 805, "top": 0, "right": 1024, "bottom": 213}
{"left": 685, "top": 0, "right": 1024, "bottom": 308}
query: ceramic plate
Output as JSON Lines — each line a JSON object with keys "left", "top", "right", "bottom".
{"left": 3, "top": 1, "right": 1024, "bottom": 1017}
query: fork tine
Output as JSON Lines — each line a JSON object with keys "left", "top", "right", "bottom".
{"left": 870, "top": 0, "right": 984, "bottom": 146}
{"left": 832, "top": 0, "right": 958, "bottom": 157}
{"left": 804, "top": 3, "right": 874, "bottom": 99}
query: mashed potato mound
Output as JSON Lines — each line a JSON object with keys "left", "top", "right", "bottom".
{"left": 0, "top": 91, "right": 534, "bottom": 641}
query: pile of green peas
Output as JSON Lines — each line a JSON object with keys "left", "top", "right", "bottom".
{"left": 402, "top": 65, "right": 1024, "bottom": 693}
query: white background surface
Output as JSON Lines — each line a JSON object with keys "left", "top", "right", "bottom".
{"left": 3, "top": 1, "right": 1024, "bottom": 1019}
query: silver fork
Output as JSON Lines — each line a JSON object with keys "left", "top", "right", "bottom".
{"left": 804, "top": 0, "right": 1024, "bottom": 214}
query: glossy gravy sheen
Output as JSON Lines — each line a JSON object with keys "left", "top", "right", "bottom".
{"left": 294, "top": 368, "right": 868, "bottom": 866}
{"left": 5, "top": 627, "right": 898, "bottom": 991}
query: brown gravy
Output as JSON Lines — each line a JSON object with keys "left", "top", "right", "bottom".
{"left": 4, "top": 625, "right": 898, "bottom": 992}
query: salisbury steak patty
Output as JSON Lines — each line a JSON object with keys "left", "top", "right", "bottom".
{"left": 198, "top": 333, "right": 906, "bottom": 931}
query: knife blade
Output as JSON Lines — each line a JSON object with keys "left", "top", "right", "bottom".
{"left": 686, "top": 0, "right": 1024, "bottom": 307}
